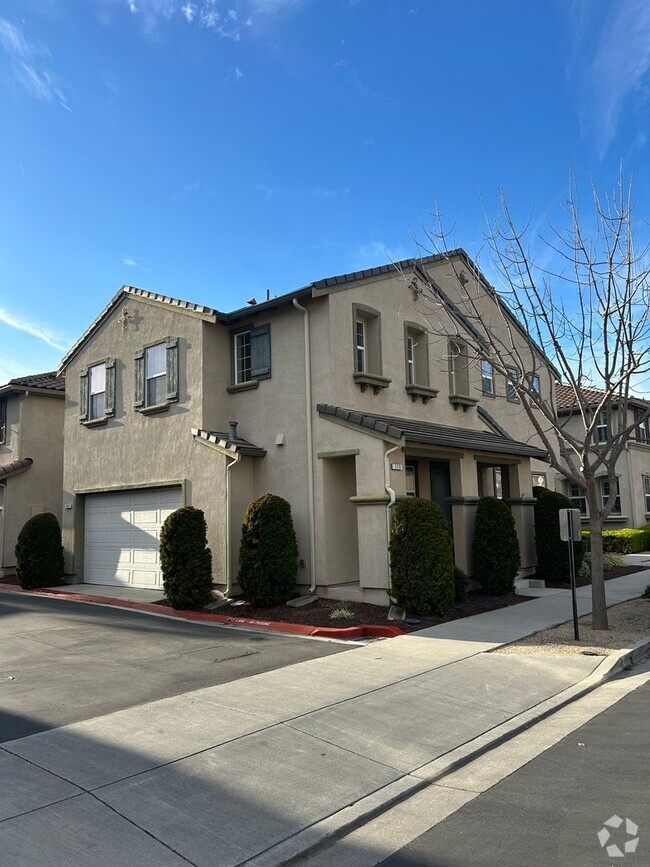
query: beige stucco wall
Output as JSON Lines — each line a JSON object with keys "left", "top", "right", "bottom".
{"left": 551, "top": 407, "right": 650, "bottom": 529}
{"left": 0, "top": 392, "right": 64, "bottom": 574}
{"left": 62, "top": 297, "right": 230, "bottom": 582}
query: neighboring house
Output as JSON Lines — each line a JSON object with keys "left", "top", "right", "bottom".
{"left": 554, "top": 384, "right": 650, "bottom": 530}
{"left": 59, "top": 251, "right": 553, "bottom": 604}
{"left": 0, "top": 373, "right": 65, "bottom": 577}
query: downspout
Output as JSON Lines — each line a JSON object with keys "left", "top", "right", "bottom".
{"left": 224, "top": 451, "right": 241, "bottom": 598}
{"left": 384, "top": 443, "right": 402, "bottom": 587}
{"left": 292, "top": 298, "right": 317, "bottom": 593}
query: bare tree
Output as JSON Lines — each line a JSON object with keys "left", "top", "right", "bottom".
{"left": 405, "top": 174, "right": 650, "bottom": 630}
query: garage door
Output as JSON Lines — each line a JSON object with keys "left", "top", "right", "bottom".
{"left": 84, "top": 487, "right": 182, "bottom": 588}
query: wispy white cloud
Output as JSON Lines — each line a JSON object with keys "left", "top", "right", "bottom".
{"left": 254, "top": 183, "right": 349, "bottom": 201}
{"left": 122, "top": 256, "right": 139, "bottom": 266}
{"left": 0, "top": 307, "right": 68, "bottom": 351}
{"left": 567, "top": 0, "right": 650, "bottom": 157}
{"left": 0, "top": 17, "right": 70, "bottom": 110}
{"left": 353, "top": 240, "right": 411, "bottom": 270}
{"left": 121, "top": 0, "right": 299, "bottom": 39}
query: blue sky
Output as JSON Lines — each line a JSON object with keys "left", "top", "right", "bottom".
{"left": 1, "top": 0, "right": 649, "bottom": 383}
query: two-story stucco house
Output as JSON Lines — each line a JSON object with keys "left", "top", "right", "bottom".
{"left": 553, "top": 384, "right": 650, "bottom": 530}
{"left": 0, "top": 373, "right": 65, "bottom": 577}
{"left": 59, "top": 251, "right": 553, "bottom": 604}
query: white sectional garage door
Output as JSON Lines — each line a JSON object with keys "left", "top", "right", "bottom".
{"left": 84, "top": 488, "right": 182, "bottom": 588}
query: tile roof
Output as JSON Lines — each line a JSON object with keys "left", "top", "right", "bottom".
{"left": 317, "top": 404, "right": 548, "bottom": 459}
{"left": 1, "top": 372, "right": 65, "bottom": 392}
{"left": 0, "top": 457, "right": 34, "bottom": 478}
{"left": 191, "top": 428, "right": 267, "bottom": 458}
{"left": 555, "top": 383, "right": 650, "bottom": 411}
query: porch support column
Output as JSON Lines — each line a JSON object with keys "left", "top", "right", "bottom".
{"left": 449, "top": 453, "right": 480, "bottom": 575}
{"left": 505, "top": 460, "right": 537, "bottom": 578}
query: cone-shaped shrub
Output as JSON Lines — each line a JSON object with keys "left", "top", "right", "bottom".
{"left": 533, "top": 486, "right": 584, "bottom": 582}
{"left": 472, "top": 496, "right": 520, "bottom": 595}
{"left": 160, "top": 506, "right": 213, "bottom": 609}
{"left": 238, "top": 493, "right": 298, "bottom": 607}
{"left": 15, "top": 512, "right": 64, "bottom": 589}
{"left": 389, "top": 498, "right": 454, "bottom": 615}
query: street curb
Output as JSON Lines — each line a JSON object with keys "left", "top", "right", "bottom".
{"left": 246, "top": 635, "right": 650, "bottom": 866}
{"left": 0, "top": 583, "right": 404, "bottom": 640}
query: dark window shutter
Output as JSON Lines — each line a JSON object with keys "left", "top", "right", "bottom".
{"left": 105, "top": 359, "right": 116, "bottom": 417}
{"left": 0, "top": 397, "right": 6, "bottom": 442}
{"left": 250, "top": 324, "right": 271, "bottom": 379}
{"left": 166, "top": 337, "right": 179, "bottom": 402}
{"left": 134, "top": 349, "right": 145, "bottom": 408}
{"left": 79, "top": 368, "right": 89, "bottom": 421}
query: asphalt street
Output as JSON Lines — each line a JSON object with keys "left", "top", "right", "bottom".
{"left": 0, "top": 591, "right": 351, "bottom": 742}
{"left": 378, "top": 679, "right": 649, "bottom": 867}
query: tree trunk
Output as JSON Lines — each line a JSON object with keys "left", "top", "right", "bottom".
{"left": 586, "top": 482, "right": 609, "bottom": 630}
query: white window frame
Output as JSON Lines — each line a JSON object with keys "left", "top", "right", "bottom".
{"left": 449, "top": 339, "right": 470, "bottom": 397}
{"left": 593, "top": 410, "right": 608, "bottom": 444}
{"left": 481, "top": 360, "right": 495, "bottom": 395}
{"left": 506, "top": 367, "right": 519, "bottom": 401}
{"left": 356, "top": 320, "right": 367, "bottom": 373}
{"left": 405, "top": 463, "right": 418, "bottom": 498}
{"left": 234, "top": 331, "right": 252, "bottom": 384}
{"left": 145, "top": 342, "right": 167, "bottom": 407}
{"left": 406, "top": 335, "right": 415, "bottom": 385}
{"left": 532, "top": 472, "right": 547, "bottom": 489}
{"left": 635, "top": 410, "right": 649, "bottom": 442}
{"left": 88, "top": 363, "right": 106, "bottom": 420}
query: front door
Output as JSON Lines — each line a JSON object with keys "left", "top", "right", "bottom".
{"left": 430, "top": 460, "right": 452, "bottom": 532}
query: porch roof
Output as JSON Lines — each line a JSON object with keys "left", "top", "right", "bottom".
{"left": 317, "top": 405, "right": 548, "bottom": 459}
{"left": 191, "top": 428, "right": 267, "bottom": 457}
{"left": 0, "top": 458, "right": 34, "bottom": 479}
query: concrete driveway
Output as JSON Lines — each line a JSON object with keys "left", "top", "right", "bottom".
{"left": 0, "top": 591, "right": 352, "bottom": 742}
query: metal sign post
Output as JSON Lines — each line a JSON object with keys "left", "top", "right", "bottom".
{"left": 559, "top": 508, "right": 582, "bottom": 641}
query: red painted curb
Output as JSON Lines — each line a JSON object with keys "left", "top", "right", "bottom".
{"left": 0, "top": 583, "right": 405, "bottom": 639}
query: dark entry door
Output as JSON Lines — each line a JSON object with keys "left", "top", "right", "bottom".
{"left": 430, "top": 460, "right": 452, "bottom": 531}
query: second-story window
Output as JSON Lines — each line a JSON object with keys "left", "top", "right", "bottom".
{"left": 232, "top": 325, "right": 271, "bottom": 385}
{"left": 80, "top": 359, "right": 116, "bottom": 424}
{"left": 527, "top": 373, "right": 541, "bottom": 396}
{"left": 0, "top": 398, "right": 6, "bottom": 443}
{"left": 506, "top": 367, "right": 519, "bottom": 401}
{"left": 89, "top": 363, "right": 106, "bottom": 420}
{"left": 134, "top": 338, "right": 179, "bottom": 412}
{"left": 480, "top": 360, "right": 495, "bottom": 395}
{"left": 146, "top": 343, "right": 167, "bottom": 406}
{"left": 356, "top": 320, "right": 367, "bottom": 373}
{"left": 405, "top": 334, "right": 415, "bottom": 384}
{"left": 569, "top": 483, "right": 587, "bottom": 515}
{"left": 448, "top": 339, "right": 470, "bottom": 397}
{"left": 635, "top": 409, "right": 649, "bottom": 442}
{"left": 593, "top": 410, "right": 608, "bottom": 444}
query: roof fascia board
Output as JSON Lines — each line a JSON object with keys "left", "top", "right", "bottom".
{"left": 223, "top": 286, "right": 313, "bottom": 324}
{"left": 0, "top": 385, "right": 64, "bottom": 399}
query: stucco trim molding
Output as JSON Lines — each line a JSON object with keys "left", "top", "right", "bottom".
{"left": 448, "top": 496, "right": 480, "bottom": 506}
{"left": 73, "top": 479, "right": 187, "bottom": 500}
{"left": 350, "top": 494, "right": 391, "bottom": 506}
{"left": 317, "top": 449, "right": 360, "bottom": 459}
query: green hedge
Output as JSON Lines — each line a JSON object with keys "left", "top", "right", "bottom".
{"left": 581, "top": 528, "right": 648, "bottom": 554}
{"left": 15, "top": 512, "right": 64, "bottom": 589}
{"left": 532, "top": 487, "right": 584, "bottom": 583}
{"left": 473, "top": 497, "right": 520, "bottom": 595}
{"left": 389, "top": 498, "right": 454, "bottom": 615}
{"left": 238, "top": 493, "right": 298, "bottom": 607}
{"left": 160, "top": 506, "right": 213, "bottom": 609}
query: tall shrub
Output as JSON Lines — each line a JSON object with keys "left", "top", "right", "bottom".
{"left": 160, "top": 506, "right": 213, "bottom": 609}
{"left": 15, "top": 512, "right": 64, "bottom": 589}
{"left": 389, "top": 498, "right": 454, "bottom": 615}
{"left": 533, "top": 486, "right": 584, "bottom": 582}
{"left": 473, "top": 497, "right": 520, "bottom": 595}
{"left": 238, "top": 493, "right": 298, "bottom": 607}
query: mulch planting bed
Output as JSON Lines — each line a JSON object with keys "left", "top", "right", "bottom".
{"left": 214, "top": 592, "right": 533, "bottom": 633}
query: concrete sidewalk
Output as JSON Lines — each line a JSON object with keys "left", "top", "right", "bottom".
{"left": 1, "top": 569, "right": 648, "bottom": 867}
